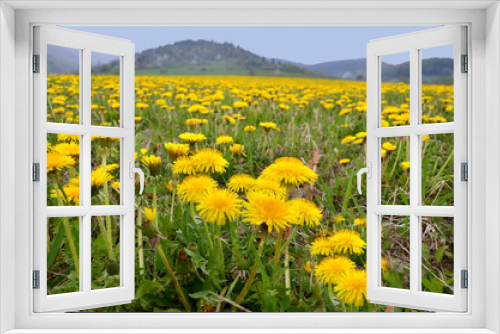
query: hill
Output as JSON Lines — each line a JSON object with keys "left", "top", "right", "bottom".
{"left": 278, "top": 57, "right": 453, "bottom": 83}
{"left": 92, "top": 39, "right": 322, "bottom": 78}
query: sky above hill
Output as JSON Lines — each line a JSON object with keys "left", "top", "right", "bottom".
{"left": 67, "top": 26, "right": 452, "bottom": 65}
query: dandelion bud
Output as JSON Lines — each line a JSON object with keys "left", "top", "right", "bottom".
{"left": 142, "top": 221, "right": 159, "bottom": 239}
{"left": 106, "top": 261, "right": 120, "bottom": 276}
{"left": 176, "top": 249, "right": 191, "bottom": 277}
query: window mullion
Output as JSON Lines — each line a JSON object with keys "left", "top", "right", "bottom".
{"left": 409, "top": 47, "right": 421, "bottom": 294}
{"left": 81, "top": 48, "right": 92, "bottom": 294}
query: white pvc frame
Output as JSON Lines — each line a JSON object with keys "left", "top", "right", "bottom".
{"left": 32, "top": 26, "right": 136, "bottom": 312}
{"left": 4, "top": 4, "right": 497, "bottom": 333}
{"left": 366, "top": 26, "right": 467, "bottom": 312}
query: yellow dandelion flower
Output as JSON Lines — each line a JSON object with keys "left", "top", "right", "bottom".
{"left": 91, "top": 168, "right": 113, "bottom": 190}
{"left": 401, "top": 161, "right": 410, "bottom": 170}
{"left": 227, "top": 174, "right": 255, "bottom": 193}
{"left": 330, "top": 230, "right": 366, "bottom": 255}
{"left": 341, "top": 135, "right": 356, "bottom": 144}
{"left": 244, "top": 125, "right": 256, "bottom": 132}
{"left": 381, "top": 119, "right": 390, "bottom": 127}
{"left": 354, "top": 217, "right": 367, "bottom": 225}
{"left": 305, "top": 261, "right": 312, "bottom": 274}
{"left": 192, "top": 148, "right": 229, "bottom": 174}
{"left": 232, "top": 113, "right": 246, "bottom": 120}
{"left": 53, "top": 142, "right": 80, "bottom": 157}
{"left": 382, "top": 142, "right": 397, "bottom": 151}
{"left": 243, "top": 192, "right": 297, "bottom": 233}
{"left": 261, "top": 160, "right": 318, "bottom": 188}
{"left": 310, "top": 237, "right": 335, "bottom": 256}
{"left": 339, "top": 158, "right": 350, "bottom": 164}
{"left": 144, "top": 207, "right": 156, "bottom": 222}
{"left": 381, "top": 149, "right": 387, "bottom": 158}
{"left": 332, "top": 215, "right": 346, "bottom": 224}
{"left": 290, "top": 198, "right": 322, "bottom": 227}
{"left": 229, "top": 144, "right": 246, "bottom": 156}
{"left": 166, "top": 180, "right": 174, "bottom": 193}
{"left": 112, "top": 181, "right": 120, "bottom": 190}
{"left": 222, "top": 115, "right": 236, "bottom": 124}
{"left": 274, "top": 157, "right": 303, "bottom": 165}
{"left": 355, "top": 132, "right": 367, "bottom": 138}
{"left": 57, "top": 134, "right": 80, "bottom": 143}
{"left": 46, "top": 152, "right": 76, "bottom": 173}
{"left": 51, "top": 177, "right": 80, "bottom": 205}
{"left": 422, "top": 134, "right": 430, "bottom": 142}
{"left": 179, "top": 132, "right": 207, "bottom": 144}
{"left": 164, "top": 142, "right": 189, "bottom": 161}
{"left": 254, "top": 177, "right": 287, "bottom": 199}
{"left": 260, "top": 122, "right": 280, "bottom": 132}
{"left": 315, "top": 256, "right": 356, "bottom": 285}
{"left": 216, "top": 135, "right": 234, "bottom": 144}
{"left": 177, "top": 175, "right": 217, "bottom": 203}
{"left": 172, "top": 156, "right": 197, "bottom": 175}
{"left": 91, "top": 136, "right": 120, "bottom": 145}
{"left": 196, "top": 188, "right": 242, "bottom": 225}
{"left": 141, "top": 155, "right": 162, "bottom": 175}
{"left": 334, "top": 269, "right": 367, "bottom": 307}
{"left": 233, "top": 101, "right": 248, "bottom": 108}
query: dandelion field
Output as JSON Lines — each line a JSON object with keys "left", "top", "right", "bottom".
{"left": 46, "top": 74, "right": 455, "bottom": 312}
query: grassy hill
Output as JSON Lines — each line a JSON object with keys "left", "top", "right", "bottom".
{"left": 93, "top": 39, "right": 322, "bottom": 78}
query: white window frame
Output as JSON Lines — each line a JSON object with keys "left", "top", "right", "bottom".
{"left": 1, "top": 2, "right": 499, "bottom": 333}
{"left": 33, "top": 26, "right": 136, "bottom": 313}
{"left": 366, "top": 26, "right": 467, "bottom": 312}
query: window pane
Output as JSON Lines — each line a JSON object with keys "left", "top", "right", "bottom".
{"left": 421, "top": 133, "right": 454, "bottom": 206}
{"left": 381, "top": 136, "right": 410, "bottom": 205}
{"left": 91, "top": 215, "right": 121, "bottom": 290}
{"left": 380, "top": 52, "right": 410, "bottom": 128}
{"left": 421, "top": 216, "right": 454, "bottom": 295}
{"left": 47, "top": 216, "right": 80, "bottom": 295}
{"left": 381, "top": 215, "right": 410, "bottom": 290}
{"left": 91, "top": 52, "right": 121, "bottom": 126}
{"left": 421, "top": 45, "right": 454, "bottom": 124}
{"left": 91, "top": 136, "right": 121, "bottom": 205}
{"left": 47, "top": 45, "right": 80, "bottom": 124}
{"left": 47, "top": 133, "right": 81, "bottom": 206}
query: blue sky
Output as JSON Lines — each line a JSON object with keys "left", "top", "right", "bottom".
{"left": 68, "top": 26, "right": 452, "bottom": 65}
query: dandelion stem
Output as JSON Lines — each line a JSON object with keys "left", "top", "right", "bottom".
{"left": 156, "top": 245, "right": 191, "bottom": 312}
{"left": 217, "top": 225, "right": 225, "bottom": 279}
{"left": 153, "top": 185, "right": 159, "bottom": 229}
{"left": 272, "top": 230, "right": 283, "bottom": 284}
{"left": 232, "top": 231, "right": 268, "bottom": 311}
{"left": 137, "top": 207, "right": 145, "bottom": 275}
{"left": 202, "top": 219, "right": 214, "bottom": 252}
{"left": 101, "top": 155, "right": 114, "bottom": 251}
{"left": 96, "top": 216, "right": 116, "bottom": 261}
{"left": 51, "top": 175, "right": 80, "bottom": 274}
{"left": 284, "top": 247, "right": 291, "bottom": 295}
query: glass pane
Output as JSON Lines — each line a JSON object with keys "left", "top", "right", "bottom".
{"left": 381, "top": 136, "right": 410, "bottom": 205}
{"left": 47, "top": 133, "right": 81, "bottom": 206}
{"left": 91, "top": 136, "right": 121, "bottom": 205}
{"left": 91, "top": 52, "right": 121, "bottom": 127}
{"left": 91, "top": 215, "right": 121, "bottom": 290}
{"left": 381, "top": 215, "right": 410, "bottom": 290}
{"left": 421, "top": 45, "right": 454, "bottom": 124}
{"left": 47, "top": 45, "right": 80, "bottom": 124}
{"left": 380, "top": 52, "right": 410, "bottom": 128}
{"left": 421, "top": 216, "right": 454, "bottom": 295}
{"left": 421, "top": 133, "right": 454, "bottom": 206}
{"left": 47, "top": 216, "right": 80, "bottom": 295}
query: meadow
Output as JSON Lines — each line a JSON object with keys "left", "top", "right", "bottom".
{"left": 45, "top": 74, "right": 455, "bottom": 312}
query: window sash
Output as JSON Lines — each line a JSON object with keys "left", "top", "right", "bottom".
{"left": 33, "top": 25, "right": 136, "bottom": 313}
{"left": 366, "top": 26, "right": 467, "bottom": 312}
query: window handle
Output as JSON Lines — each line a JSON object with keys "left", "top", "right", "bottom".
{"left": 357, "top": 162, "right": 371, "bottom": 194}
{"left": 129, "top": 162, "right": 145, "bottom": 194}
